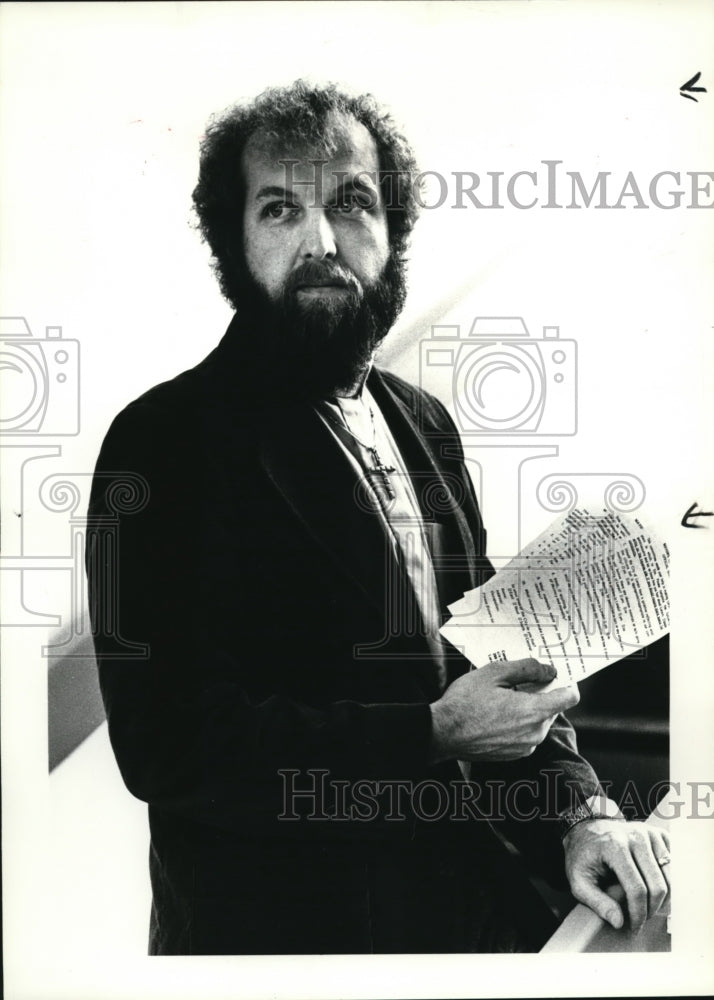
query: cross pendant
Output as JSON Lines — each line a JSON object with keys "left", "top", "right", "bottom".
{"left": 368, "top": 447, "right": 396, "bottom": 502}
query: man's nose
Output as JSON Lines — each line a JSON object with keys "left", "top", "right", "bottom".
{"left": 299, "top": 208, "right": 337, "bottom": 260}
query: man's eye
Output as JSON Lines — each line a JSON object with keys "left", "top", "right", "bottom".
{"left": 333, "top": 193, "right": 366, "bottom": 214}
{"left": 262, "top": 202, "right": 298, "bottom": 220}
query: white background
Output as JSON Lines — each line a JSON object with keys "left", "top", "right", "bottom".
{"left": 1, "top": 1, "right": 713, "bottom": 997}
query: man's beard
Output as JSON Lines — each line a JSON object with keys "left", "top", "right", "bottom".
{"left": 233, "top": 253, "right": 407, "bottom": 399}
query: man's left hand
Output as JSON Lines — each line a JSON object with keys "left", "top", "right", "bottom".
{"left": 563, "top": 819, "right": 670, "bottom": 932}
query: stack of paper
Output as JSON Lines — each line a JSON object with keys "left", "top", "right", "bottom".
{"left": 440, "top": 508, "right": 670, "bottom": 689}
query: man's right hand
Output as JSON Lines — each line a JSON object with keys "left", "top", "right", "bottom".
{"left": 428, "top": 658, "right": 579, "bottom": 764}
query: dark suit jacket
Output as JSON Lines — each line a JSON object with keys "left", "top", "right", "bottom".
{"left": 86, "top": 314, "right": 600, "bottom": 953}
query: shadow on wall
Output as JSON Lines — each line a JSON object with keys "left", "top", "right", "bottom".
{"left": 568, "top": 634, "right": 669, "bottom": 820}
{"left": 48, "top": 626, "right": 105, "bottom": 772}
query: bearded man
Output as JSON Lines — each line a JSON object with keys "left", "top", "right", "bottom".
{"left": 86, "top": 81, "right": 670, "bottom": 955}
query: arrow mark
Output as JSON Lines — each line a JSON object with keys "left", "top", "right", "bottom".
{"left": 682, "top": 501, "right": 713, "bottom": 528}
{"left": 680, "top": 71, "right": 707, "bottom": 102}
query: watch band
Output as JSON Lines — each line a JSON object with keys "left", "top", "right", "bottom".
{"left": 559, "top": 793, "right": 625, "bottom": 840}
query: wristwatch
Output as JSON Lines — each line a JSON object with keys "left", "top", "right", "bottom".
{"left": 559, "top": 792, "right": 625, "bottom": 840}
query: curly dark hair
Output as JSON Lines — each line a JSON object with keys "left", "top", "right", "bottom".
{"left": 192, "top": 80, "right": 420, "bottom": 309}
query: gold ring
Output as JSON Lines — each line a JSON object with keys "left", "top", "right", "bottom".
{"left": 657, "top": 854, "right": 671, "bottom": 867}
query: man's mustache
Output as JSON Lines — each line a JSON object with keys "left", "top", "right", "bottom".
{"left": 284, "top": 262, "right": 362, "bottom": 298}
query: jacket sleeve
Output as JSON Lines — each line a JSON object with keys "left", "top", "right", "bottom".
{"left": 86, "top": 401, "right": 433, "bottom": 832}
{"left": 427, "top": 391, "right": 603, "bottom": 880}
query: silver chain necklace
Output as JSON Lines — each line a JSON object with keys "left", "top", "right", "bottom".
{"left": 331, "top": 400, "right": 397, "bottom": 502}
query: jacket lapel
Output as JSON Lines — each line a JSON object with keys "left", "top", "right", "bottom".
{"left": 257, "top": 368, "right": 480, "bottom": 617}
{"left": 258, "top": 398, "right": 393, "bottom": 617}
{"left": 366, "top": 368, "right": 480, "bottom": 596}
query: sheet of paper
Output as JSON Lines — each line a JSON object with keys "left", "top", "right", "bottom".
{"left": 441, "top": 508, "right": 670, "bottom": 688}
